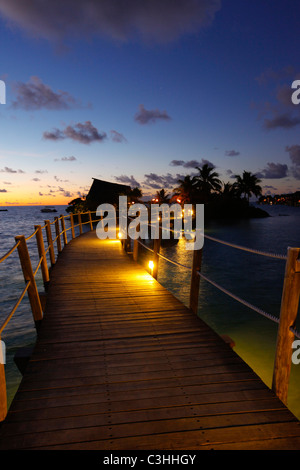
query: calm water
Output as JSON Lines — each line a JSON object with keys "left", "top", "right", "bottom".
{"left": 1, "top": 204, "right": 300, "bottom": 419}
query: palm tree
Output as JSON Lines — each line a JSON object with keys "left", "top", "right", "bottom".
{"left": 155, "top": 188, "right": 170, "bottom": 204}
{"left": 234, "top": 171, "right": 262, "bottom": 203}
{"left": 220, "top": 181, "right": 240, "bottom": 201}
{"left": 172, "top": 174, "right": 197, "bottom": 204}
{"left": 194, "top": 163, "right": 222, "bottom": 203}
{"left": 128, "top": 187, "right": 143, "bottom": 203}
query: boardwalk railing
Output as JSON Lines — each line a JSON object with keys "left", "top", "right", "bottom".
{"left": 122, "top": 214, "right": 300, "bottom": 407}
{"left": 0, "top": 210, "right": 100, "bottom": 421}
{"left": 0, "top": 208, "right": 299, "bottom": 422}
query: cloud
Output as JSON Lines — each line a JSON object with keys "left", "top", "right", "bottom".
{"left": 54, "top": 175, "right": 69, "bottom": 182}
{"left": 170, "top": 160, "right": 185, "bottom": 167}
{"left": 43, "top": 128, "right": 65, "bottom": 141}
{"left": 32, "top": 177, "right": 40, "bottom": 181}
{"left": 64, "top": 121, "right": 107, "bottom": 143}
{"left": 143, "top": 172, "right": 182, "bottom": 189}
{"left": 0, "top": 189, "right": 7, "bottom": 192}
{"left": 285, "top": 145, "right": 300, "bottom": 179}
{"left": 0, "top": 166, "right": 25, "bottom": 173}
{"left": 291, "top": 166, "right": 300, "bottom": 180}
{"left": 170, "top": 158, "right": 215, "bottom": 168}
{"left": 35, "top": 170, "right": 48, "bottom": 174}
{"left": 44, "top": 121, "right": 107, "bottom": 144}
{"left": 54, "top": 156, "right": 77, "bottom": 161}
{"left": 134, "top": 104, "right": 171, "bottom": 125}
{"left": 225, "top": 150, "right": 240, "bottom": 157}
{"left": 286, "top": 145, "right": 300, "bottom": 165}
{"left": 255, "top": 67, "right": 300, "bottom": 131}
{"left": 263, "top": 113, "right": 300, "bottom": 130}
{"left": 110, "top": 130, "right": 127, "bottom": 143}
{"left": 256, "top": 162, "right": 288, "bottom": 179}
{"left": 11, "top": 76, "right": 80, "bottom": 110}
{"left": 115, "top": 175, "right": 140, "bottom": 187}
{"left": 0, "top": 0, "right": 221, "bottom": 44}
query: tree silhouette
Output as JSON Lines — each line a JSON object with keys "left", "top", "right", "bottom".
{"left": 234, "top": 171, "right": 262, "bottom": 202}
{"left": 194, "top": 164, "right": 222, "bottom": 203}
{"left": 173, "top": 175, "right": 197, "bottom": 204}
{"left": 155, "top": 188, "right": 170, "bottom": 204}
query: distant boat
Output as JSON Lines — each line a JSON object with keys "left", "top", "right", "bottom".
{"left": 0, "top": 209, "right": 7, "bottom": 211}
{"left": 41, "top": 206, "right": 57, "bottom": 213}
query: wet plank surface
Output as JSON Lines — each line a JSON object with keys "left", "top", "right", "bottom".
{"left": 1, "top": 231, "right": 300, "bottom": 450}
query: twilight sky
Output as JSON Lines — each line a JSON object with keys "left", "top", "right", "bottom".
{"left": 0, "top": 0, "right": 300, "bottom": 206}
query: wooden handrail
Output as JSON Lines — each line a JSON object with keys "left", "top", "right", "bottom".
{"left": 122, "top": 214, "right": 300, "bottom": 407}
{"left": 0, "top": 210, "right": 96, "bottom": 421}
{"left": 54, "top": 217, "right": 62, "bottom": 253}
{"left": 35, "top": 225, "right": 49, "bottom": 287}
{"left": 44, "top": 220, "right": 55, "bottom": 266}
{"left": 0, "top": 209, "right": 299, "bottom": 422}
{"left": 15, "top": 235, "right": 43, "bottom": 327}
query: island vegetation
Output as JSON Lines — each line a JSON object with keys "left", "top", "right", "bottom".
{"left": 67, "top": 164, "right": 270, "bottom": 220}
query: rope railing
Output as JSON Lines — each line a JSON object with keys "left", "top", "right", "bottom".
{"left": 128, "top": 214, "right": 300, "bottom": 406}
{"left": 0, "top": 208, "right": 100, "bottom": 421}
{"left": 0, "top": 207, "right": 299, "bottom": 421}
{"left": 0, "top": 241, "right": 20, "bottom": 264}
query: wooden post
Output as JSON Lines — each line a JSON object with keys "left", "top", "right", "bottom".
{"left": 34, "top": 225, "right": 50, "bottom": 287}
{"left": 272, "top": 247, "right": 300, "bottom": 404}
{"left": 152, "top": 225, "right": 162, "bottom": 280}
{"left": 60, "top": 215, "right": 68, "bottom": 246}
{"left": 0, "top": 335, "right": 7, "bottom": 421}
{"left": 15, "top": 235, "right": 43, "bottom": 327}
{"left": 70, "top": 213, "right": 75, "bottom": 239}
{"left": 78, "top": 213, "right": 83, "bottom": 235}
{"left": 44, "top": 220, "right": 55, "bottom": 266}
{"left": 189, "top": 247, "right": 203, "bottom": 315}
{"left": 88, "top": 211, "right": 93, "bottom": 231}
{"left": 54, "top": 217, "right": 62, "bottom": 253}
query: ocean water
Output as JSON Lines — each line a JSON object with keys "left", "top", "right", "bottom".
{"left": 0, "top": 204, "right": 300, "bottom": 420}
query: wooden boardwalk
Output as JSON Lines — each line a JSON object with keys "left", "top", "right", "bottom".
{"left": 0, "top": 230, "right": 300, "bottom": 450}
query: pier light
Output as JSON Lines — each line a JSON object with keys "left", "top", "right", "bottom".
{"left": 148, "top": 260, "right": 154, "bottom": 274}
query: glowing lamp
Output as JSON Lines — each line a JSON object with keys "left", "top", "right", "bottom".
{"left": 148, "top": 260, "right": 154, "bottom": 271}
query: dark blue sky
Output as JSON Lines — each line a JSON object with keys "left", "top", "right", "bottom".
{"left": 0, "top": 0, "right": 300, "bottom": 204}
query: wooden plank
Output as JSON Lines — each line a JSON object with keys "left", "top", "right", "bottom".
{"left": 0, "top": 230, "right": 300, "bottom": 450}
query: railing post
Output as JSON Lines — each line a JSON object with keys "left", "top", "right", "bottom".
{"left": 44, "top": 220, "right": 55, "bottom": 266}
{"left": 15, "top": 235, "right": 43, "bottom": 328}
{"left": 88, "top": 211, "right": 93, "bottom": 231}
{"left": 54, "top": 217, "right": 62, "bottom": 253}
{"left": 0, "top": 335, "right": 7, "bottom": 421}
{"left": 70, "top": 213, "right": 75, "bottom": 239}
{"left": 60, "top": 215, "right": 68, "bottom": 246}
{"left": 272, "top": 247, "right": 300, "bottom": 404}
{"left": 34, "top": 225, "right": 50, "bottom": 287}
{"left": 189, "top": 247, "right": 203, "bottom": 315}
{"left": 152, "top": 225, "right": 162, "bottom": 280}
{"left": 78, "top": 213, "right": 83, "bottom": 235}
